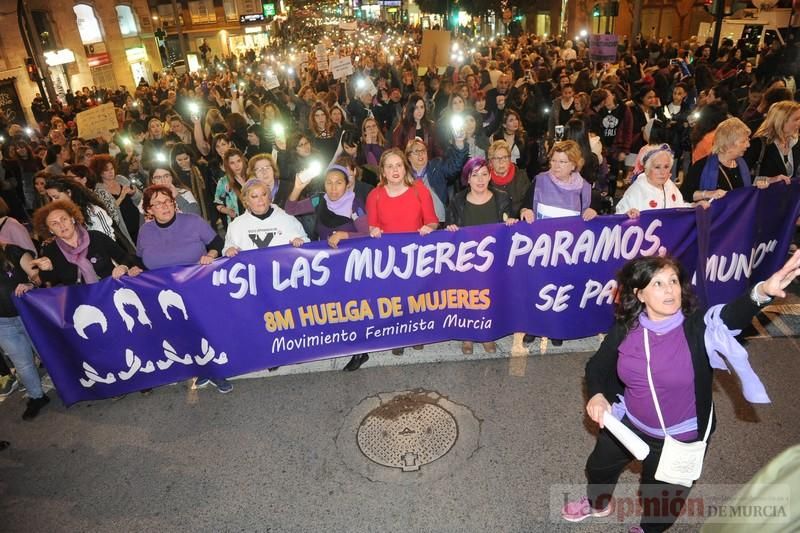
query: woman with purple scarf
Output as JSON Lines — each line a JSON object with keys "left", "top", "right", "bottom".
{"left": 284, "top": 165, "right": 370, "bottom": 371}
{"left": 682, "top": 117, "right": 769, "bottom": 204}
{"left": 562, "top": 252, "right": 800, "bottom": 532}
{"left": 31, "top": 201, "right": 142, "bottom": 286}
{"left": 519, "top": 140, "right": 596, "bottom": 223}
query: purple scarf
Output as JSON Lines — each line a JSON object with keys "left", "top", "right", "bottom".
{"left": 704, "top": 304, "right": 770, "bottom": 403}
{"left": 549, "top": 171, "right": 585, "bottom": 191}
{"left": 699, "top": 154, "right": 752, "bottom": 191}
{"left": 324, "top": 191, "right": 356, "bottom": 218}
{"left": 638, "top": 310, "right": 685, "bottom": 334}
{"left": 56, "top": 225, "right": 99, "bottom": 284}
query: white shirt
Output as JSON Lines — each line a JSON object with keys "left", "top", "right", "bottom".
{"left": 223, "top": 206, "right": 309, "bottom": 254}
{"left": 615, "top": 173, "right": 691, "bottom": 214}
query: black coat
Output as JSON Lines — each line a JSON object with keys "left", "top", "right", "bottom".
{"left": 744, "top": 136, "right": 800, "bottom": 180}
{"left": 445, "top": 188, "right": 512, "bottom": 227}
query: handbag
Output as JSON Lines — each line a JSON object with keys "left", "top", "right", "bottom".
{"left": 644, "top": 329, "right": 713, "bottom": 488}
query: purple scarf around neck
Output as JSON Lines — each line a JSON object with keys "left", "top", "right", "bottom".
{"left": 549, "top": 171, "right": 585, "bottom": 191}
{"left": 324, "top": 191, "right": 356, "bottom": 218}
{"left": 638, "top": 310, "right": 685, "bottom": 334}
{"left": 56, "top": 225, "right": 99, "bottom": 284}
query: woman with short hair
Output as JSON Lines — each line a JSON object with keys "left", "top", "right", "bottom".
{"left": 683, "top": 117, "right": 772, "bottom": 204}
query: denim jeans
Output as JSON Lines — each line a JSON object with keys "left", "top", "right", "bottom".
{"left": 0, "top": 316, "right": 43, "bottom": 398}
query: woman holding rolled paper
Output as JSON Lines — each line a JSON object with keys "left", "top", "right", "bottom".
{"left": 562, "top": 252, "right": 800, "bottom": 532}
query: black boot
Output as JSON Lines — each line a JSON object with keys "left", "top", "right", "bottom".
{"left": 343, "top": 354, "right": 369, "bottom": 371}
{"left": 22, "top": 394, "right": 50, "bottom": 421}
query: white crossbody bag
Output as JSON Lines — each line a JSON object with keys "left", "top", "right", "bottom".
{"left": 644, "top": 329, "right": 713, "bottom": 488}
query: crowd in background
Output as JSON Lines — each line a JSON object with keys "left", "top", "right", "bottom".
{"left": 0, "top": 21, "right": 799, "bottom": 420}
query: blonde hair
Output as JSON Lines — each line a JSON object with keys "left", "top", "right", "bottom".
{"left": 753, "top": 100, "right": 800, "bottom": 144}
{"left": 378, "top": 148, "right": 415, "bottom": 187}
{"left": 712, "top": 118, "right": 751, "bottom": 155}
{"left": 549, "top": 140, "right": 584, "bottom": 170}
{"left": 246, "top": 153, "right": 279, "bottom": 180}
{"left": 487, "top": 139, "right": 511, "bottom": 160}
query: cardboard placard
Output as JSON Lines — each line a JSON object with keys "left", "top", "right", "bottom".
{"left": 76, "top": 102, "right": 118, "bottom": 139}
{"left": 317, "top": 60, "right": 329, "bottom": 71}
{"left": 264, "top": 72, "right": 280, "bottom": 90}
{"left": 330, "top": 57, "right": 354, "bottom": 79}
{"left": 419, "top": 30, "right": 451, "bottom": 68}
{"left": 339, "top": 21, "right": 357, "bottom": 32}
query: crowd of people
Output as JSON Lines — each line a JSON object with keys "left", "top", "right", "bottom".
{"left": 1, "top": 23, "right": 799, "bottom": 511}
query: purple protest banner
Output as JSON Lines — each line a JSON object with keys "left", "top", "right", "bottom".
{"left": 15, "top": 184, "right": 800, "bottom": 405}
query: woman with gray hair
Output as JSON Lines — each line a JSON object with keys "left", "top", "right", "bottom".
{"left": 615, "top": 145, "right": 699, "bottom": 218}
{"left": 682, "top": 117, "right": 766, "bottom": 203}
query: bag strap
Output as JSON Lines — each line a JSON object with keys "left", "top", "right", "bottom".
{"left": 643, "top": 329, "right": 713, "bottom": 442}
{"left": 753, "top": 137, "right": 768, "bottom": 178}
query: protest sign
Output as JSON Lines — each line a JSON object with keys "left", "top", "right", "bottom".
{"left": 330, "top": 57, "right": 354, "bottom": 79}
{"left": 590, "top": 34, "right": 619, "bottom": 63}
{"left": 419, "top": 30, "right": 451, "bottom": 67}
{"left": 17, "top": 185, "right": 800, "bottom": 405}
{"left": 75, "top": 103, "right": 118, "bottom": 139}
{"left": 264, "top": 72, "right": 280, "bottom": 90}
{"left": 339, "top": 21, "right": 357, "bottom": 32}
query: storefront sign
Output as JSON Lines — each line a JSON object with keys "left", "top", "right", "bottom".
{"left": 125, "top": 47, "right": 147, "bottom": 63}
{"left": 44, "top": 49, "right": 76, "bottom": 67}
{"left": 87, "top": 53, "right": 111, "bottom": 68}
{"left": 239, "top": 13, "right": 266, "bottom": 24}
{"left": 0, "top": 78, "right": 25, "bottom": 124}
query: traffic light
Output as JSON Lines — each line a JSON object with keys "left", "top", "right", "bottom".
{"left": 25, "top": 57, "right": 40, "bottom": 82}
{"left": 592, "top": 4, "right": 601, "bottom": 17}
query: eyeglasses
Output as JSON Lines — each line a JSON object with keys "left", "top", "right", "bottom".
{"left": 254, "top": 166, "right": 272, "bottom": 173}
{"left": 409, "top": 149, "right": 426, "bottom": 157}
{"left": 150, "top": 200, "right": 174, "bottom": 209}
{"left": 491, "top": 156, "right": 510, "bottom": 162}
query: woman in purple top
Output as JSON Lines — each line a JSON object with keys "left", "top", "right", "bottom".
{"left": 562, "top": 252, "right": 800, "bottom": 532}
{"left": 135, "top": 185, "right": 231, "bottom": 393}
{"left": 519, "top": 140, "right": 596, "bottom": 222}
{"left": 284, "top": 165, "right": 370, "bottom": 372}
{"left": 284, "top": 165, "right": 369, "bottom": 248}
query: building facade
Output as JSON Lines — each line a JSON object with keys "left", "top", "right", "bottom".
{"left": 0, "top": 0, "right": 163, "bottom": 124}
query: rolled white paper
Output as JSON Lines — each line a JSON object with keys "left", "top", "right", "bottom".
{"left": 603, "top": 412, "right": 650, "bottom": 460}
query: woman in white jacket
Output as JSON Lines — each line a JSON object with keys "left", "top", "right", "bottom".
{"left": 615, "top": 145, "right": 706, "bottom": 218}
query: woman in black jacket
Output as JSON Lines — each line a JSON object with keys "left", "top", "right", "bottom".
{"left": 745, "top": 100, "right": 800, "bottom": 181}
{"left": 562, "top": 252, "right": 800, "bottom": 532}
{"left": 445, "top": 156, "right": 516, "bottom": 354}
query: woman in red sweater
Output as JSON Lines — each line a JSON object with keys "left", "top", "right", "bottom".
{"left": 366, "top": 148, "right": 438, "bottom": 355}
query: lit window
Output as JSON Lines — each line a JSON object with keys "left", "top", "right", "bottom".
{"left": 74, "top": 4, "right": 103, "bottom": 44}
{"left": 116, "top": 5, "right": 139, "bottom": 36}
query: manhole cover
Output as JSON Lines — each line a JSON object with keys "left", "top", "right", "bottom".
{"left": 357, "top": 394, "right": 458, "bottom": 472}
{"left": 337, "top": 389, "right": 480, "bottom": 484}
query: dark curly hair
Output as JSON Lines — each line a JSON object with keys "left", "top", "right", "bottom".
{"left": 615, "top": 255, "right": 696, "bottom": 332}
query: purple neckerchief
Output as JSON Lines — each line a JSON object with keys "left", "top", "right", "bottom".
{"left": 549, "top": 171, "right": 584, "bottom": 191}
{"left": 271, "top": 181, "right": 279, "bottom": 201}
{"left": 364, "top": 144, "right": 382, "bottom": 167}
{"left": 638, "top": 310, "right": 684, "bottom": 334}
{"left": 611, "top": 395, "right": 698, "bottom": 438}
{"left": 699, "top": 153, "right": 752, "bottom": 191}
{"left": 56, "top": 225, "right": 99, "bottom": 284}
{"left": 324, "top": 191, "right": 356, "bottom": 218}
{"left": 704, "top": 304, "right": 770, "bottom": 403}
